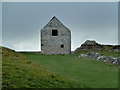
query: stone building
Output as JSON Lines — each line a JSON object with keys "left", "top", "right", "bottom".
{"left": 41, "top": 16, "right": 71, "bottom": 54}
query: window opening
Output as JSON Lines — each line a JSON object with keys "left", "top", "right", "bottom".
{"left": 52, "top": 29, "right": 58, "bottom": 36}
{"left": 61, "top": 44, "right": 64, "bottom": 48}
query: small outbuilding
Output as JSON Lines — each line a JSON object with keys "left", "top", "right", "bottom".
{"left": 41, "top": 16, "right": 71, "bottom": 54}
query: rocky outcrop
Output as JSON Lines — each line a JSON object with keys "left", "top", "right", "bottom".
{"left": 80, "top": 40, "right": 102, "bottom": 50}
{"left": 112, "top": 45, "right": 120, "bottom": 52}
{"left": 74, "top": 40, "right": 120, "bottom": 53}
{"left": 79, "top": 52, "right": 120, "bottom": 66}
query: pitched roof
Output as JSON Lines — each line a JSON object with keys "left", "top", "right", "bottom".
{"left": 43, "top": 16, "right": 68, "bottom": 29}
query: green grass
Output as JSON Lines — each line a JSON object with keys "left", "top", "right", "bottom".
{"left": 2, "top": 47, "right": 82, "bottom": 88}
{"left": 2, "top": 46, "right": 118, "bottom": 88}
{"left": 22, "top": 51, "right": 118, "bottom": 88}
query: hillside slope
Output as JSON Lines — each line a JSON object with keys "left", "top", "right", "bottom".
{"left": 22, "top": 52, "right": 118, "bottom": 88}
{"left": 1, "top": 47, "right": 81, "bottom": 88}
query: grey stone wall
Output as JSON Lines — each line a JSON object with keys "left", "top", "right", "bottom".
{"left": 41, "top": 16, "right": 71, "bottom": 54}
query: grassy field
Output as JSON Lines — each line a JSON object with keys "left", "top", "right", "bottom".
{"left": 22, "top": 50, "right": 118, "bottom": 88}
{"left": 2, "top": 46, "right": 118, "bottom": 88}
{"left": 2, "top": 47, "right": 82, "bottom": 88}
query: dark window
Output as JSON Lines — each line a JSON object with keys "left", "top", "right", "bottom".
{"left": 61, "top": 44, "right": 64, "bottom": 48}
{"left": 52, "top": 29, "right": 58, "bottom": 36}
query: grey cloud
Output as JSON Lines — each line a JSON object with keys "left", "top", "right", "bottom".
{"left": 2, "top": 2, "right": 118, "bottom": 51}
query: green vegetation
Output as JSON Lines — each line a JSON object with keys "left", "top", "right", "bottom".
{"left": 22, "top": 50, "right": 118, "bottom": 88}
{"left": 2, "top": 46, "right": 118, "bottom": 88}
{"left": 2, "top": 47, "right": 81, "bottom": 88}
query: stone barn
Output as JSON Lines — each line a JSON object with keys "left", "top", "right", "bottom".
{"left": 41, "top": 16, "right": 71, "bottom": 54}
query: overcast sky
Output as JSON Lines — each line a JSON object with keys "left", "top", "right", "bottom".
{"left": 1, "top": 0, "right": 119, "bottom": 2}
{"left": 0, "top": 2, "right": 2, "bottom": 47}
{"left": 2, "top": 2, "right": 118, "bottom": 51}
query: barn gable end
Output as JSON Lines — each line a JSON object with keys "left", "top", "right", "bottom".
{"left": 41, "top": 16, "right": 71, "bottom": 54}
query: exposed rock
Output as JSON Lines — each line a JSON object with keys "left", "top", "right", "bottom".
{"left": 98, "top": 56, "right": 117, "bottom": 63}
{"left": 79, "top": 54, "right": 88, "bottom": 58}
{"left": 97, "top": 56, "right": 106, "bottom": 61}
{"left": 113, "top": 45, "right": 120, "bottom": 51}
{"left": 80, "top": 40, "right": 102, "bottom": 50}
{"left": 87, "top": 52, "right": 101, "bottom": 59}
{"left": 74, "top": 40, "right": 120, "bottom": 53}
{"left": 79, "top": 52, "right": 120, "bottom": 66}
{"left": 113, "top": 57, "right": 120, "bottom": 65}
{"left": 82, "top": 40, "right": 99, "bottom": 45}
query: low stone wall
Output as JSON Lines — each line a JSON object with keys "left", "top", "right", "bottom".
{"left": 79, "top": 52, "right": 120, "bottom": 67}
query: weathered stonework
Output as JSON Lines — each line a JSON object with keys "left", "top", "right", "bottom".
{"left": 41, "top": 16, "right": 71, "bottom": 54}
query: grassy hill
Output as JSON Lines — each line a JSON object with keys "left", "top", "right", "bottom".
{"left": 1, "top": 46, "right": 118, "bottom": 88}
{"left": 1, "top": 47, "right": 81, "bottom": 88}
{"left": 22, "top": 50, "right": 118, "bottom": 88}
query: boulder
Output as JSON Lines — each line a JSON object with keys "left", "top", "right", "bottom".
{"left": 87, "top": 52, "right": 101, "bottom": 59}
{"left": 97, "top": 56, "right": 106, "bottom": 62}
{"left": 112, "top": 57, "right": 120, "bottom": 65}
{"left": 79, "top": 54, "right": 87, "bottom": 58}
{"left": 107, "top": 56, "right": 117, "bottom": 63}
{"left": 117, "top": 57, "right": 120, "bottom": 65}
